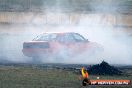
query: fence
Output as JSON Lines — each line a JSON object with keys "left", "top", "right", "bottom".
{"left": 0, "top": 12, "right": 132, "bottom": 27}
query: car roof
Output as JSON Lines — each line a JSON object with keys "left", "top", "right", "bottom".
{"left": 43, "top": 32, "right": 78, "bottom": 35}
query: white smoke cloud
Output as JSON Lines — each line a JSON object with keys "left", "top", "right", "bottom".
{"left": 0, "top": 0, "right": 132, "bottom": 65}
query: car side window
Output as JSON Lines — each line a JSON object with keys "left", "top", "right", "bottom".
{"left": 58, "top": 34, "right": 75, "bottom": 43}
{"left": 65, "top": 34, "right": 75, "bottom": 42}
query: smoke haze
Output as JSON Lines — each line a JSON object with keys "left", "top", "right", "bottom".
{"left": 0, "top": 0, "right": 132, "bottom": 65}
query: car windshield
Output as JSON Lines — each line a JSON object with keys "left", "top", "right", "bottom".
{"left": 72, "top": 33, "right": 86, "bottom": 41}
{"left": 33, "top": 33, "right": 57, "bottom": 41}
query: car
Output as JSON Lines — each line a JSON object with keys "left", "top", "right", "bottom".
{"left": 22, "top": 32, "right": 103, "bottom": 59}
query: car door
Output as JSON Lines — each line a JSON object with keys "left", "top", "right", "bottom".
{"left": 71, "top": 33, "right": 89, "bottom": 54}
{"left": 57, "top": 33, "right": 88, "bottom": 55}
